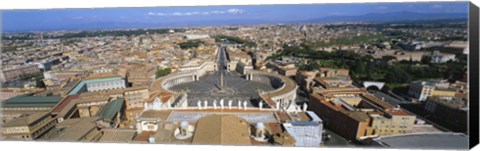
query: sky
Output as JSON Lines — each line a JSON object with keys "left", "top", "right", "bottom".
{"left": 2, "top": 2, "right": 469, "bottom": 32}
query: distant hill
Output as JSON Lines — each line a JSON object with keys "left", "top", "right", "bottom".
{"left": 303, "top": 11, "right": 468, "bottom": 23}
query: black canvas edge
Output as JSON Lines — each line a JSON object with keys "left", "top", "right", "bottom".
{"left": 469, "top": 1, "right": 479, "bottom": 149}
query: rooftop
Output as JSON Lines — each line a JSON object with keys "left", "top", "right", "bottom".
{"left": 2, "top": 95, "right": 62, "bottom": 108}
{"left": 53, "top": 117, "right": 100, "bottom": 141}
{"left": 97, "top": 98, "right": 125, "bottom": 122}
{"left": 68, "top": 77, "right": 122, "bottom": 95}
{"left": 3, "top": 112, "right": 50, "bottom": 127}
{"left": 373, "top": 132, "right": 468, "bottom": 149}
{"left": 51, "top": 94, "right": 80, "bottom": 114}
{"left": 192, "top": 114, "right": 251, "bottom": 145}
{"left": 98, "top": 128, "right": 137, "bottom": 142}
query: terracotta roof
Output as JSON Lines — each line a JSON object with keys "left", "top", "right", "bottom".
{"left": 52, "top": 94, "right": 80, "bottom": 114}
{"left": 341, "top": 111, "right": 370, "bottom": 122}
{"left": 361, "top": 93, "right": 393, "bottom": 110}
{"left": 313, "top": 77, "right": 329, "bottom": 87}
{"left": 318, "top": 88, "right": 366, "bottom": 96}
{"left": 160, "top": 93, "right": 173, "bottom": 103}
{"left": 192, "top": 114, "right": 251, "bottom": 145}
{"left": 385, "top": 108, "right": 412, "bottom": 116}
{"left": 260, "top": 95, "right": 277, "bottom": 107}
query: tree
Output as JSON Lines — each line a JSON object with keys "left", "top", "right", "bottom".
{"left": 382, "top": 55, "right": 397, "bottom": 63}
{"left": 421, "top": 56, "right": 432, "bottom": 64}
{"left": 156, "top": 68, "right": 172, "bottom": 78}
{"left": 353, "top": 60, "right": 366, "bottom": 76}
{"left": 385, "top": 66, "right": 411, "bottom": 84}
{"left": 36, "top": 79, "right": 46, "bottom": 88}
{"left": 300, "top": 61, "right": 320, "bottom": 71}
{"left": 178, "top": 40, "right": 202, "bottom": 49}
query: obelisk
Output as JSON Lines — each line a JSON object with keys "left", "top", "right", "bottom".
{"left": 220, "top": 73, "right": 224, "bottom": 90}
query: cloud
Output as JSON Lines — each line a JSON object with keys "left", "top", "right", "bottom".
{"left": 376, "top": 6, "right": 388, "bottom": 10}
{"left": 431, "top": 4, "right": 443, "bottom": 9}
{"left": 147, "top": 8, "right": 245, "bottom": 17}
{"left": 226, "top": 8, "right": 245, "bottom": 14}
{"left": 72, "top": 16, "right": 84, "bottom": 19}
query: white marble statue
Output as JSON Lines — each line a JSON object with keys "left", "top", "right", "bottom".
{"left": 243, "top": 100, "right": 248, "bottom": 110}
{"left": 213, "top": 100, "right": 217, "bottom": 109}
{"left": 228, "top": 100, "right": 232, "bottom": 109}
{"left": 144, "top": 102, "right": 148, "bottom": 110}
{"left": 220, "top": 99, "right": 224, "bottom": 109}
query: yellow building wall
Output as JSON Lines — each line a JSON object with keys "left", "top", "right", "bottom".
{"left": 432, "top": 89, "right": 456, "bottom": 97}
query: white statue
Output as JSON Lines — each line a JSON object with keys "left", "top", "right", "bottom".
{"left": 144, "top": 102, "right": 148, "bottom": 110}
{"left": 220, "top": 99, "right": 224, "bottom": 109}
{"left": 243, "top": 101, "right": 248, "bottom": 110}
{"left": 303, "top": 103, "right": 308, "bottom": 112}
{"left": 153, "top": 97, "right": 161, "bottom": 110}
{"left": 197, "top": 101, "right": 202, "bottom": 110}
{"left": 259, "top": 101, "right": 263, "bottom": 110}
{"left": 204, "top": 100, "right": 208, "bottom": 108}
{"left": 238, "top": 100, "right": 242, "bottom": 109}
{"left": 213, "top": 100, "right": 217, "bottom": 109}
{"left": 228, "top": 100, "right": 232, "bottom": 109}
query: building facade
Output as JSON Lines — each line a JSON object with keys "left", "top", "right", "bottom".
{"left": 1, "top": 112, "right": 57, "bottom": 140}
{"left": 0, "top": 64, "right": 40, "bottom": 83}
{"left": 86, "top": 78, "right": 126, "bottom": 92}
{"left": 124, "top": 88, "right": 150, "bottom": 110}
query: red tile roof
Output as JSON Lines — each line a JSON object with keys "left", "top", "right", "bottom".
{"left": 385, "top": 108, "right": 412, "bottom": 116}
{"left": 51, "top": 94, "right": 80, "bottom": 115}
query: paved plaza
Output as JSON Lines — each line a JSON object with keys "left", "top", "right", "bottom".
{"left": 169, "top": 47, "right": 278, "bottom": 107}
{"left": 169, "top": 71, "right": 277, "bottom": 107}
